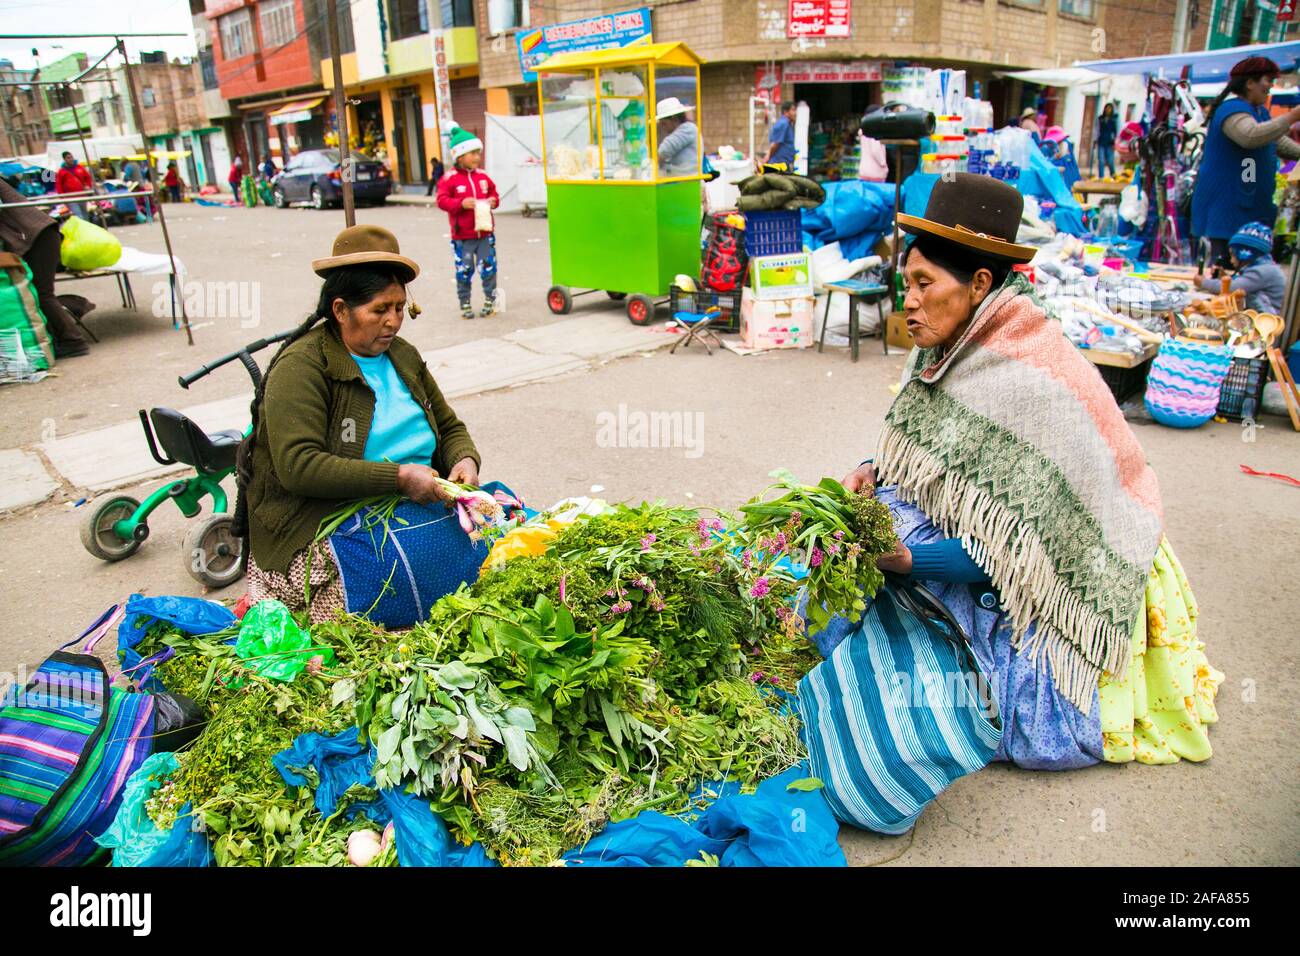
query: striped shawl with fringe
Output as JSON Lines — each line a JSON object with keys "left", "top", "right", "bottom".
{"left": 877, "top": 273, "right": 1164, "bottom": 712}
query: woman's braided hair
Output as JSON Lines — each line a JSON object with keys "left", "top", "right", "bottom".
{"left": 231, "top": 264, "right": 410, "bottom": 562}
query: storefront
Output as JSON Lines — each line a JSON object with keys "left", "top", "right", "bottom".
{"left": 268, "top": 96, "right": 328, "bottom": 156}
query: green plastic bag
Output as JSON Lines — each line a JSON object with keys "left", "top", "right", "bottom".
{"left": 0, "top": 257, "right": 53, "bottom": 372}
{"left": 234, "top": 600, "right": 333, "bottom": 682}
{"left": 59, "top": 215, "right": 122, "bottom": 271}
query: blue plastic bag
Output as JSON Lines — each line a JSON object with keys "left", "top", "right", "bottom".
{"left": 117, "top": 594, "right": 237, "bottom": 691}
{"left": 96, "top": 754, "right": 213, "bottom": 867}
{"left": 273, "top": 730, "right": 495, "bottom": 867}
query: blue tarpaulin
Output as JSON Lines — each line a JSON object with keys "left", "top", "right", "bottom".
{"left": 1078, "top": 40, "right": 1300, "bottom": 84}
{"left": 269, "top": 729, "right": 845, "bottom": 867}
{"left": 901, "top": 154, "right": 1087, "bottom": 240}
{"left": 801, "top": 180, "right": 896, "bottom": 260}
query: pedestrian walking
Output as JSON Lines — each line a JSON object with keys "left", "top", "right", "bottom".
{"left": 1096, "top": 102, "right": 1118, "bottom": 178}
{"left": 435, "top": 126, "right": 500, "bottom": 319}
{"left": 54, "top": 151, "right": 93, "bottom": 221}
{"left": 163, "top": 161, "right": 183, "bottom": 203}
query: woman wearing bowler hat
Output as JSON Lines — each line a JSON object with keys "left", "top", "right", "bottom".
{"left": 797, "top": 174, "right": 1223, "bottom": 834}
{"left": 234, "top": 225, "right": 520, "bottom": 628}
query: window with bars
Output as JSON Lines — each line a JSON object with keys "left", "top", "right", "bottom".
{"left": 1215, "top": 0, "right": 1238, "bottom": 39}
{"left": 260, "top": 0, "right": 298, "bottom": 47}
{"left": 1058, "top": 0, "right": 1095, "bottom": 18}
{"left": 142, "top": 87, "right": 157, "bottom": 107}
{"left": 305, "top": 0, "right": 356, "bottom": 54}
{"left": 388, "top": 0, "right": 430, "bottom": 40}
{"left": 219, "top": 7, "right": 255, "bottom": 59}
{"left": 199, "top": 47, "right": 218, "bottom": 90}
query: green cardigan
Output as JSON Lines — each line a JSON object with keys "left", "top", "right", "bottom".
{"left": 246, "top": 321, "right": 480, "bottom": 574}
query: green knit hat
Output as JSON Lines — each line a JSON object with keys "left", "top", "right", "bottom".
{"left": 448, "top": 125, "right": 483, "bottom": 161}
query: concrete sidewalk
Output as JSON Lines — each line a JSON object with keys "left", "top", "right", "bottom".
{"left": 1, "top": 311, "right": 677, "bottom": 511}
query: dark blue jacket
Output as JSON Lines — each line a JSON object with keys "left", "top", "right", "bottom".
{"left": 1191, "top": 98, "right": 1278, "bottom": 241}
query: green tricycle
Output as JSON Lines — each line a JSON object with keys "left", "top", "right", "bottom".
{"left": 79, "top": 329, "right": 296, "bottom": 588}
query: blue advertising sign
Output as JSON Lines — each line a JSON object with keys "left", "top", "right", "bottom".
{"left": 516, "top": 7, "right": 653, "bottom": 83}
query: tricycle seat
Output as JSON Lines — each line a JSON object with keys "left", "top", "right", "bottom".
{"left": 147, "top": 407, "right": 241, "bottom": 474}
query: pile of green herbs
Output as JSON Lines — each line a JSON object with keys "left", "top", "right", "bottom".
{"left": 144, "top": 484, "right": 896, "bottom": 867}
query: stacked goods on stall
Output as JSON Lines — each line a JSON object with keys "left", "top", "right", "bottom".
{"left": 104, "top": 480, "right": 899, "bottom": 867}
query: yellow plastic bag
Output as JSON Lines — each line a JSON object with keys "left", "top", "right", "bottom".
{"left": 59, "top": 216, "right": 123, "bottom": 271}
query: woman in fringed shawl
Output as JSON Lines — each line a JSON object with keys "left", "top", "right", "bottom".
{"left": 802, "top": 175, "right": 1222, "bottom": 828}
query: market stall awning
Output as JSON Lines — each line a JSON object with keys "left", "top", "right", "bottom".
{"left": 997, "top": 67, "right": 1113, "bottom": 87}
{"left": 1077, "top": 40, "right": 1300, "bottom": 83}
{"left": 269, "top": 96, "right": 325, "bottom": 126}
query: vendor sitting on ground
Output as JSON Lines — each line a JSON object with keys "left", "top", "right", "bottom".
{"left": 801, "top": 174, "right": 1221, "bottom": 833}
{"left": 656, "top": 97, "right": 698, "bottom": 177}
{"left": 237, "top": 225, "right": 486, "bottom": 626}
{"left": 1197, "top": 220, "right": 1286, "bottom": 314}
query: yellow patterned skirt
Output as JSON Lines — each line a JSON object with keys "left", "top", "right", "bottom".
{"left": 1098, "top": 538, "right": 1224, "bottom": 764}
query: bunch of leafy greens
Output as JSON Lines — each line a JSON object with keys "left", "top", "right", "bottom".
{"left": 144, "top": 485, "right": 895, "bottom": 866}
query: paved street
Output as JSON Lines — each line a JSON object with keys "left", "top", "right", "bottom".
{"left": 1, "top": 203, "right": 1296, "bottom": 865}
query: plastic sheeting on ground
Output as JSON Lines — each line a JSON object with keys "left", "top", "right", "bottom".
{"left": 801, "top": 180, "right": 896, "bottom": 261}
{"left": 273, "top": 729, "right": 844, "bottom": 867}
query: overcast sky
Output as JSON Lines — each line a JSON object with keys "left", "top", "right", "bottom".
{"left": 0, "top": 0, "right": 198, "bottom": 70}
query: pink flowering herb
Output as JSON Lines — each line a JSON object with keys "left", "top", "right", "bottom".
{"left": 742, "top": 550, "right": 753, "bottom": 569}
{"left": 810, "top": 547, "right": 824, "bottom": 568}
{"left": 750, "top": 577, "right": 771, "bottom": 598}
{"left": 640, "top": 533, "right": 656, "bottom": 552}
{"left": 833, "top": 530, "right": 845, "bottom": 540}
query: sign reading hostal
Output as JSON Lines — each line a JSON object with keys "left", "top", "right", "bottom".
{"left": 517, "top": 7, "right": 653, "bottom": 83}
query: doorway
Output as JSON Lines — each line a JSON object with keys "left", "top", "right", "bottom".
{"left": 390, "top": 86, "right": 427, "bottom": 187}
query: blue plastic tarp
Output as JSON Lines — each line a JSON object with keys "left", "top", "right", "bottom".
{"left": 117, "top": 594, "right": 238, "bottom": 691}
{"left": 801, "top": 180, "right": 896, "bottom": 260}
{"left": 901, "top": 159, "right": 1087, "bottom": 240}
{"left": 275, "top": 729, "right": 844, "bottom": 867}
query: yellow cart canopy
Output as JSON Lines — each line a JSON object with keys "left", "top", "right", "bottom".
{"left": 536, "top": 40, "right": 703, "bottom": 73}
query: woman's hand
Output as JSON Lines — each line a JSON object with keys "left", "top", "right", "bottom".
{"left": 446, "top": 457, "right": 479, "bottom": 487}
{"left": 489, "top": 197, "right": 499, "bottom": 209}
{"left": 875, "top": 540, "right": 912, "bottom": 575}
{"left": 841, "top": 462, "right": 878, "bottom": 497}
{"left": 396, "top": 464, "right": 454, "bottom": 504}
{"left": 461, "top": 197, "right": 476, "bottom": 209}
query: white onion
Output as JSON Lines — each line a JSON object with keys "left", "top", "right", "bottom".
{"left": 347, "top": 828, "right": 383, "bottom": 867}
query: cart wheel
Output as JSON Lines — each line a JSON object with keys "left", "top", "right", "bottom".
{"left": 80, "top": 495, "right": 143, "bottom": 562}
{"left": 547, "top": 285, "right": 573, "bottom": 315}
{"left": 606, "top": 291, "right": 627, "bottom": 301}
{"left": 183, "top": 514, "right": 245, "bottom": 589}
{"left": 626, "top": 294, "right": 654, "bottom": 326}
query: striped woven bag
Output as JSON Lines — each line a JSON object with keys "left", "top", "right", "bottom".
{"left": 798, "top": 580, "right": 1002, "bottom": 835}
{"left": 0, "top": 615, "right": 155, "bottom": 867}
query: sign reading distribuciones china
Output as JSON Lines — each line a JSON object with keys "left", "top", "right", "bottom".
{"left": 787, "top": 0, "right": 851, "bottom": 38}
{"left": 516, "top": 8, "right": 653, "bottom": 83}
{"left": 782, "top": 60, "right": 882, "bottom": 83}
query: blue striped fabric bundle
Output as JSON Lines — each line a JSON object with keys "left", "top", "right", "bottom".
{"left": 798, "top": 587, "right": 1001, "bottom": 834}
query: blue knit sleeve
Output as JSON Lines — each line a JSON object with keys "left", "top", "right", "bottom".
{"left": 908, "top": 537, "right": 990, "bottom": 584}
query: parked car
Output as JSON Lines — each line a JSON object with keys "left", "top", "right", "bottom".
{"left": 270, "top": 150, "right": 391, "bottom": 209}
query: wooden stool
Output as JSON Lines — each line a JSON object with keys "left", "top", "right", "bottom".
{"left": 818, "top": 279, "right": 889, "bottom": 362}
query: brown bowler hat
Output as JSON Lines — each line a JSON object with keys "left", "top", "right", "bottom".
{"left": 312, "top": 224, "right": 420, "bottom": 282}
{"left": 897, "top": 172, "right": 1038, "bottom": 262}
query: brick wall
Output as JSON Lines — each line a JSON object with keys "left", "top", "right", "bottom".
{"left": 212, "top": 0, "right": 319, "bottom": 101}
{"left": 476, "top": 0, "right": 1109, "bottom": 91}
{"left": 1099, "top": 0, "right": 1210, "bottom": 59}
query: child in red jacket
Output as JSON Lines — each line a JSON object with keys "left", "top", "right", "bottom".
{"left": 435, "top": 126, "right": 500, "bottom": 318}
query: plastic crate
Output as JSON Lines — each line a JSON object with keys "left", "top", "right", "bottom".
{"left": 743, "top": 209, "right": 803, "bottom": 258}
{"left": 1215, "top": 356, "right": 1268, "bottom": 421}
{"left": 669, "top": 286, "right": 741, "bottom": 333}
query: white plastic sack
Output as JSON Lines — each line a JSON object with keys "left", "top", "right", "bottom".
{"left": 1119, "top": 182, "right": 1148, "bottom": 227}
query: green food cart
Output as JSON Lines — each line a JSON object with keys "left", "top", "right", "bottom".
{"left": 536, "top": 41, "right": 704, "bottom": 325}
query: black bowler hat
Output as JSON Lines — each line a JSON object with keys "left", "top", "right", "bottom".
{"left": 897, "top": 172, "right": 1037, "bottom": 263}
